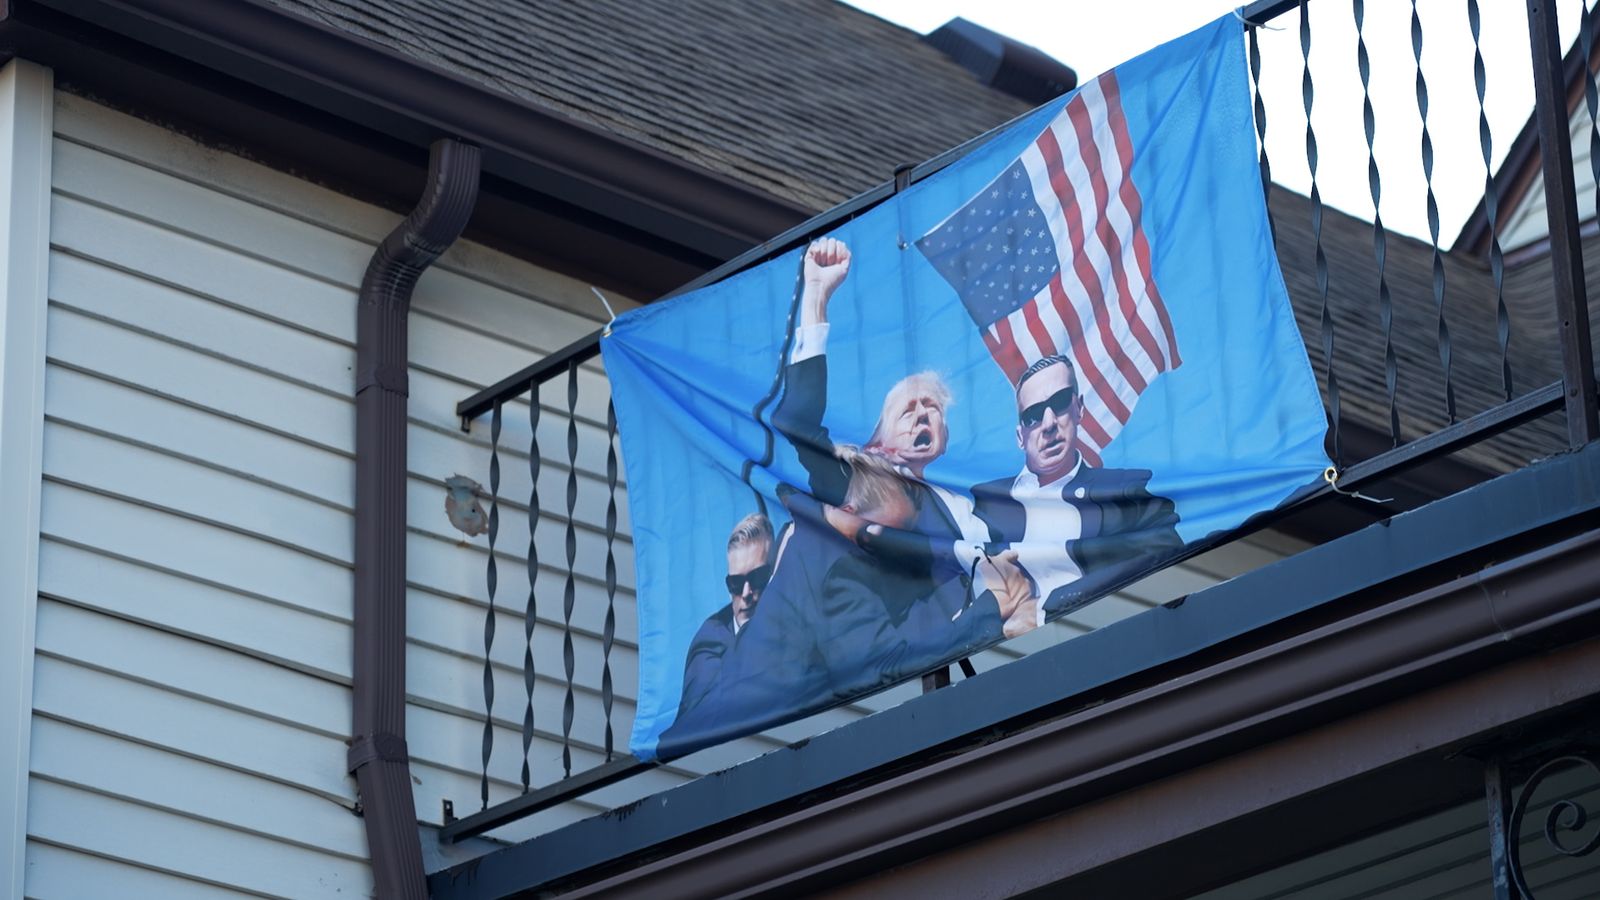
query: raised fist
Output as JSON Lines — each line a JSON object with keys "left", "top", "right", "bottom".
{"left": 804, "top": 237, "right": 851, "bottom": 296}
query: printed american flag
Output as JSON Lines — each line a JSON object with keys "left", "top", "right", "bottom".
{"left": 917, "top": 72, "right": 1181, "bottom": 466}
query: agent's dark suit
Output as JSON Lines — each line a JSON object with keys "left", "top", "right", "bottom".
{"left": 972, "top": 465, "right": 1183, "bottom": 615}
{"left": 656, "top": 494, "right": 1002, "bottom": 759}
{"left": 676, "top": 605, "right": 736, "bottom": 719}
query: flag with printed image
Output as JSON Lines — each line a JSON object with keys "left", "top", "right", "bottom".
{"left": 601, "top": 15, "right": 1331, "bottom": 763}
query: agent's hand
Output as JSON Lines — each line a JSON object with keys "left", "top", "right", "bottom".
{"left": 801, "top": 238, "right": 851, "bottom": 327}
{"left": 977, "top": 549, "right": 1034, "bottom": 620}
{"left": 1003, "top": 598, "right": 1040, "bottom": 638}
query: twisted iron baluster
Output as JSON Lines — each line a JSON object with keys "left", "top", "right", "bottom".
{"left": 521, "top": 391, "right": 540, "bottom": 792}
{"left": 1302, "top": 1, "right": 1341, "bottom": 464}
{"left": 1249, "top": 24, "right": 1276, "bottom": 245}
{"left": 1412, "top": 0, "right": 1456, "bottom": 423}
{"left": 480, "top": 402, "right": 502, "bottom": 810}
{"left": 1355, "top": 0, "right": 1399, "bottom": 446}
{"left": 602, "top": 399, "right": 618, "bottom": 761}
{"left": 1584, "top": 0, "right": 1600, "bottom": 404}
{"left": 561, "top": 362, "right": 579, "bottom": 779}
{"left": 1472, "top": 0, "right": 1512, "bottom": 402}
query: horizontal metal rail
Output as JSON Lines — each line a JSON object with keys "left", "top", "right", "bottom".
{"left": 457, "top": 330, "right": 603, "bottom": 426}
{"left": 1339, "top": 381, "right": 1564, "bottom": 489}
{"left": 440, "top": 755, "right": 656, "bottom": 844}
{"left": 1239, "top": 0, "right": 1302, "bottom": 27}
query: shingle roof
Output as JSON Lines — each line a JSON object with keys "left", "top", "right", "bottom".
{"left": 260, "top": 0, "right": 1033, "bottom": 212}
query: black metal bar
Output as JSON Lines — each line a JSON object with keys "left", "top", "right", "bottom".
{"left": 480, "top": 401, "right": 501, "bottom": 810}
{"left": 1301, "top": 0, "right": 1343, "bottom": 465}
{"left": 1247, "top": 24, "right": 1275, "bottom": 247}
{"left": 1339, "top": 381, "right": 1563, "bottom": 489}
{"left": 439, "top": 755, "right": 658, "bottom": 844}
{"left": 921, "top": 668, "right": 951, "bottom": 693}
{"left": 602, "top": 398, "right": 619, "bottom": 760}
{"left": 1472, "top": 0, "right": 1513, "bottom": 403}
{"left": 561, "top": 362, "right": 579, "bottom": 779}
{"left": 1589, "top": 1, "right": 1600, "bottom": 346}
{"left": 1413, "top": 0, "right": 1456, "bottom": 425}
{"left": 1355, "top": 0, "right": 1400, "bottom": 446}
{"left": 1240, "top": 0, "right": 1301, "bottom": 27}
{"left": 1485, "top": 757, "right": 1517, "bottom": 900}
{"left": 1527, "top": 0, "right": 1600, "bottom": 447}
{"left": 521, "top": 392, "right": 540, "bottom": 792}
{"left": 458, "top": 332, "right": 602, "bottom": 427}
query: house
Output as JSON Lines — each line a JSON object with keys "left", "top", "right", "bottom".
{"left": 0, "top": 0, "right": 1595, "bottom": 898}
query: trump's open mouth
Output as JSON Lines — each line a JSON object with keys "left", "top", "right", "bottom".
{"left": 912, "top": 430, "right": 933, "bottom": 449}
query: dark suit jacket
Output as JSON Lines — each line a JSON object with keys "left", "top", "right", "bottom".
{"left": 677, "top": 605, "right": 736, "bottom": 718}
{"left": 971, "top": 464, "right": 1183, "bottom": 614}
{"left": 656, "top": 496, "right": 1002, "bottom": 760}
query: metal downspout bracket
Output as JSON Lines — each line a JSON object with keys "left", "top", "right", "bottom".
{"left": 351, "top": 138, "right": 480, "bottom": 899}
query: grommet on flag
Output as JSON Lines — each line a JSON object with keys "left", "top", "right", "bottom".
{"left": 1322, "top": 465, "right": 1393, "bottom": 505}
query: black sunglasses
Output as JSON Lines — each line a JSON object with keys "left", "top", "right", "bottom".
{"left": 1018, "top": 386, "right": 1078, "bottom": 429}
{"left": 725, "top": 564, "right": 773, "bottom": 595}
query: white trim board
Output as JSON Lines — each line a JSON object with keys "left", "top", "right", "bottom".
{"left": 0, "top": 58, "right": 53, "bottom": 900}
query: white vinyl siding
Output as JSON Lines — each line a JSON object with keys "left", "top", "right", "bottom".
{"left": 25, "top": 91, "right": 649, "bottom": 895}
{"left": 1499, "top": 97, "right": 1597, "bottom": 251}
{"left": 22, "top": 89, "right": 1305, "bottom": 897}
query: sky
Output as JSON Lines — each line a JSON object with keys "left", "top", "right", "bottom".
{"left": 843, "top": 0, "right": 1588, "bottom": 246}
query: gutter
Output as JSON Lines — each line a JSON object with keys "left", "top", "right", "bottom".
{"left": 349, "top": 138, "right": 480, "bottom": 899}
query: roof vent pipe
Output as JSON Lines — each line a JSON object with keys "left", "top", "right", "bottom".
{"left": 924, "top": 17, "right": 1077, "bottom": 105}
{"left": 350, "top": 137, "right": 480, "bottom": 900}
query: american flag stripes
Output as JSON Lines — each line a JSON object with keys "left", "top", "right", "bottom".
{"left": 918, "top": 72, "right": 1181, "bottom": 466}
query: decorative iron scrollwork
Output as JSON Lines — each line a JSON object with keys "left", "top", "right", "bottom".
{"left": 1507, "top": 753, "right": 1600, "bottom": 899}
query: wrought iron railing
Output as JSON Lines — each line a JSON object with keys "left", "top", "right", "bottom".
{"left": 438, "top": 0, "right": 1599, "bottom": 844}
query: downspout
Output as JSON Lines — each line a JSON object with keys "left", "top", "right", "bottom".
{"left": 349, "top": 138, "right": 480, "bottom": 899}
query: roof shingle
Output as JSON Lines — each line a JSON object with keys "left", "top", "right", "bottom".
{"left": 261, "top": 0, "right": 1033, "bottom": 212}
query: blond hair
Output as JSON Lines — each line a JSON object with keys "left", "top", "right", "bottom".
{"left": 835, "top": 444, "right": 912, "bottom": 517}
{"left": 726, "top": 512, "right": 773, "bottom": 551}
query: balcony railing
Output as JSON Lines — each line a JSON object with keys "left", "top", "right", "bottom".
{"left": 438, "top": 0, "right": 1598, "bottom": 845}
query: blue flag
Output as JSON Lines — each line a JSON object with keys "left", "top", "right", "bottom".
{"left": 602, "top": 16, "right": 1328, "bottom": 762}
